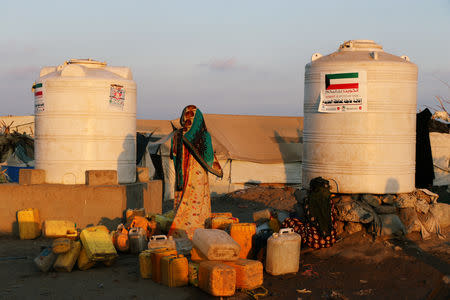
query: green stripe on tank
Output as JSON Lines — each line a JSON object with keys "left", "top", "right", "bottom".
{"left": 326, "top": 73, "right": 358, "bottom": 79}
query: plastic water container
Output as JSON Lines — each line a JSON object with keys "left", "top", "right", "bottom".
{"left": 147, "top": 235, "right": 176, "bottom": 251}
{"left": 125, "top": 208, "right": 145, "bottom": 222}
{"left": 129, "top": 227, "right": 147, "bottom": 254}
{"left": 34, "top": 59, "right": 137, "bottom": 184}
{"left": 161, "top": 254, "right": 189, "bottom": 287}
{"left": 192, "top": 229, "right": 241, "bottom": 261}
{"left": 266, "top": 228, "right": 301, "bottom": 275}
{"left": 77, "top": 246, "right": 96, "bottom": 271}
{"left": 210, "top": 216, "right": 239, "bottom": 230}
{"left": 113, "top": 224, "right": 129, "bottom": 252}
{"left": 224, "top": 259, "right": 263, "bottom": 290}
{"left": 53, "top": 241, "right": 81, "bottom": 272}
{"left": 190, "top": 246, "right": 208, "bottom": 262}
{"left": 80, "top": 226, "right": 117, "bottom": 261}
{"left": 52, "top": 238, "right": 72, "bottom": 254}
{"left": 139, "top": 250, "right": 153, "bottom": 279}
{"left": 17, "top": 208, "right": 41, "bottom": 240}
{"left": 42, "top": 220, "right": 76, "bottom": 238}
{"left": 303, "top": 40, "right": 418, "bottom": 193}
{"left": 151, "top": 248, "right": 177, "bottom": 284}
{"left": 34, "top": 247, "right": 57, "bottom": 272}
{"left": 230, "top": 223, "right": 256, "bottom": 259}
{"left": 188, "top": 261, "right": 200, "bottom": 287}
{"left": 198, "top": 261, "right": 236, "bottom": 297}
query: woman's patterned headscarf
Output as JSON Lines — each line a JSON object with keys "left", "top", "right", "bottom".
{"left": 171, "top": 105, "right": 223, "bottom": 191}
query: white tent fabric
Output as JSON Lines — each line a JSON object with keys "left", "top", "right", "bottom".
{"left": 137, "top": 115, "right": 304, "bottom": 200}
{"left": 430, "top": 132, "right": 450, "bottom": 186}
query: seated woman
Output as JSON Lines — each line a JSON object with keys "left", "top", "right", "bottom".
{"left": 168, "top": 105, "right": 223, "bottom": 239}
{"left": 282, "top": 177, "right": 337, "bottom": 249}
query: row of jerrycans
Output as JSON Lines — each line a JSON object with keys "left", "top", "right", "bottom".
{"left": 206, "top": 214, "right": 302, "bottom": 276}
{"left": 139, "top": 247, "right": 187, "bottom": 287}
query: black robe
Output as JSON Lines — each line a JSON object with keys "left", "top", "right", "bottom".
{"left": 415, "top": 108, "right": 435, "bottom": 188}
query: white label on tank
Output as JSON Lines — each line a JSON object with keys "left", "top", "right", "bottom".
{"left": 109, "top": 84, "right": 125, "bottom": 110}
{"left": 33, "top": 82, "right": 45, "bottom": 113}
{"left": 318, "top": 71, "right": 367, "bottom": 113}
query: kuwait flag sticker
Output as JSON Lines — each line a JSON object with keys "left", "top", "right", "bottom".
{"left": 33, "top": 82, "right": 45, "bottom": 113}
{"left": 319, "top": 71, "right": 367, "bottom": 113}
{"left": 325, "top": 72, "right": 359, "bottom": 91}
{"left": 33, "top": 82, "right": 43, "bottom": 98}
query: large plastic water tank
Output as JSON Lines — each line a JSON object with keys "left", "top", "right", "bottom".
{"left": 33, "top": 59, "right": 136, "bottom": 184}
{"left": 303, "top": 40, "right": 417, "bottom": 194}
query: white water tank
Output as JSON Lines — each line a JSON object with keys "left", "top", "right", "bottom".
{"left": 303, "top": 40, "right": 417, "bottom": 194}
{"left": 33, "top": 59, "right": 136, "bottom": 184}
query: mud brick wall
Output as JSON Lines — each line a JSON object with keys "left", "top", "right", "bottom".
{"left": 0, "top": 180, "right": 162, "bottom": 235}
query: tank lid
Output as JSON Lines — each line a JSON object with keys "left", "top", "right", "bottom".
{"left": 66, "top": 58, "right": 107, "bottom": 67}
{"left": 338, "top": 40, "right": 383, "bottom": 52}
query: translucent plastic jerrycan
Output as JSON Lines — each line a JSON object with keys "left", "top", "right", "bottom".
{"left": 266, "top": 228, "right": 301, "bottom": 275}
{"left": 129, "top": 227, "right": 147, "bottom": 254}
{"left": 148, "top": 235, "right": 176, "bottom": 251}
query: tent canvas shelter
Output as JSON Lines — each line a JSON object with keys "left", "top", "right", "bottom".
{"left": 137, "top": 114, "right": 304, "bottom": 201}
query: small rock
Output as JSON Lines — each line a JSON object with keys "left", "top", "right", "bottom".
{"left": 359, "top": 280, "right": 368, "bottom": 284}
{"left": 335, "top": 221, "right": 345, "bottom": 235}
{"left": 340, "top": 195, "right": 353, "bottom": 203}
{"left": 330, "top": 290, "right": 349, "bottom": 300}
{"left": 374, "top": 205, "right": 397, "bottom": 215}
{"left": 415, "top": 198, "right": 430, "bottom": 214}
{"left": 394, "top": 193, "right": 416, "bottom": 208}
{"left": 394, "top": 246, "right": 402, "bottom": 251}
{"left": 354, "top": 289, "right": 374, "bottom": 296}
{"left": 345, "top": 222, "right": 363, "bottom": 235}
{"left": 361, "top": 194, "right": 382, "bottom": 207}
{"left": 382, "top": 194, "right": 396, "bottom": 205}
{"left": 443, "top": 275, "right": 450, "bottom": 285}
{"left": 336, "top": 201, "right": 374, "bottom": 224}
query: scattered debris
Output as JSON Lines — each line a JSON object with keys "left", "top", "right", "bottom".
{"left": 300, "top": 264, "right": 319, "bottom": 278}
{"left": 329, "top": 290, "right": 349, "bottom": 300}
{"left": 296, "top": 288, "right": 312, "bottom": 294}
{"left": 354, "top": 288, "right": 374, "bottom": 296}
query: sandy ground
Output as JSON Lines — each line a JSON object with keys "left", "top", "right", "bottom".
{"left": 0, "top": 187, "right": 449, "bottom": 300}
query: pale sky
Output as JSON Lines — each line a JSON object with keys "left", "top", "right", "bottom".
{"left": 1, "top": 0, "right": 449, "bottom": 119}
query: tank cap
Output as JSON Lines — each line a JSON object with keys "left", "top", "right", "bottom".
{"left": 311, "top": 53, "right": 323, "bottom": 62}
{"left": 339, "top": 40, "right": 383, "bottom": 52}
{"left": 66, "top": 58, "right": 107, "bottom": 67}
{"left": 400, "top": 55, "right": 410, "bottom": 62}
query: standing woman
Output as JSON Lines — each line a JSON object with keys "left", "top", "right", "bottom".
{"left": 168, "top": 105, "right": 223, "bottom": 239}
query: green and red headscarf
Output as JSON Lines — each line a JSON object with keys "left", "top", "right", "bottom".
{"left": 171, "top": 105, "right": 223, "bottom": 191}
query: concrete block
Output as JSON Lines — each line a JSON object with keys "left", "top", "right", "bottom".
{"left": 19, "top": 169, "right": 46, "bottom": 185}
{"left": 85, "top": 170, "right": 118, "bottom": 186}
{"left": 144, "top": 180, "right": 163, "bottom": 214}
{"left": 136, "top": 167, "right": 150, "bottom": 182}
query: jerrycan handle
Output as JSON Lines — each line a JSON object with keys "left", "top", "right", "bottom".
{"left": 151, "top": 235, "right": 167, "bottom": 241}
{"left": 279, "top": 228, "right": 294, "bottom": 234}
{"left": 129, "top": 227, "right": 140, "bottom": 234}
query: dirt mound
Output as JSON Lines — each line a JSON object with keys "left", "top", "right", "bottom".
{"left": 220, "top": 186, "right": 297, "bottom": 212}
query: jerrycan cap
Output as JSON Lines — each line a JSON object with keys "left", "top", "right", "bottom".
{"left": 279, "top": 228, "right": 294, "bottom": 234}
